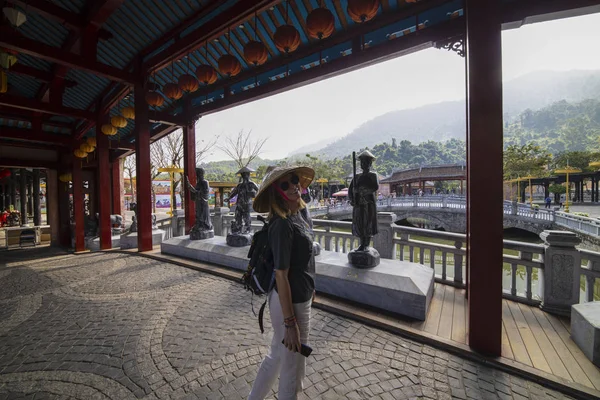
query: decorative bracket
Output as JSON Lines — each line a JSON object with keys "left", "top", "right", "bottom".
{"left": 435, "top": 34, "right": 465, "bottom": 58}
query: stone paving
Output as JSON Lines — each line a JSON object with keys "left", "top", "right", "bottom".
{"left": 0, "top": 250, "right": 575, "bottom": 400}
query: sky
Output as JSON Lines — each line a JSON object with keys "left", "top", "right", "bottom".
{"left": 196, "top": 11, "right": 600, "bottom": 162}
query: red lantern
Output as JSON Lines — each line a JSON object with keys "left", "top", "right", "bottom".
{"left": 178, "top": 74, "right": 199, "bottom": 93}
{"left": 243, "top": 41, "right": 269, "bottom": 66}
{"left": 306, "top": 7, "right": 335, "bottom": 40}
{"left": 218, "top": 54, "right": 242, "bottom": 77}
{"left": 146, "top": 91, "right": 165, "bottom": 107}
{"left": 195, "top": 64, "right": 218, "bottom": 85}
{"left": 163, "top": 82, "right": 183, "bottom": 100}
{"left": 274, "top": 24, "right": 301, "bottom": 53}
{"left": 347, "top": 0, "right": 380, "bottom": 23}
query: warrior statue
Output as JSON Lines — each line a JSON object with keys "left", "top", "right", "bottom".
{"left": 186, "top": 167, "right": 214, "bottom": 240}
{"left": 226, "top": 166, "right": 258, "bottom": 246}
{"left": 348, "top": 150, "right": 380, "bottom": 267}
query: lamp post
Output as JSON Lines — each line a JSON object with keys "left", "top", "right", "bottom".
{"left": 158, "top": 166, "right": 184, "bottom": 216}
{"left": 554, "top": 166, "right": 582, "bottom": 213}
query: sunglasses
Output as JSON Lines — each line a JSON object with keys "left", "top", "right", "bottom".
{"left": 279, "top": 174, "right": 300, "bottom": 191}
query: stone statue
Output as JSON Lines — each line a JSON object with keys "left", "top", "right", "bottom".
{"left": 186, "top": 167, "right": 214, "bottom": 240}
{"left": 348, "top": 150, "right": 380, "bottom": 268}
{"left": 226, "top": 166, "right": 258, "bottom": 246}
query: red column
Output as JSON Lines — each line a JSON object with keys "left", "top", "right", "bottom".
{"left": 134, "top": 82, "right": 152, "bottom": 251}
{"left": 72, "top": 154, "right": 85, "bottom": 252}
{"left": 466, "top": 0, "right": 503, "bottom": 356}
{"left": 97, "top": 125, "right": 112, "bottom": 249}
{"left": 182, "top": 123, "right": 196, "bottom": 234}
{"left": 111, "top": 158, "right": 123, "bottom": 215}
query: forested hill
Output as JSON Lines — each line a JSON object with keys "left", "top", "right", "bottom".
{"left": 300, "top": 70, "right": 600, "bottom": 159}
{"left": 504, "top": 98, "right": 600, "bottom": 153}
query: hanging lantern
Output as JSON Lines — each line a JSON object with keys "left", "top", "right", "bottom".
{"left": 2, "top": 7, "right": 27, "bottom": 27}
{"left": 163, "top": 82, "right": 183, "bottom": 99}
{"left": 178, "top": 74, "right": 199, "bottom": 93}
{"left": 195, "top": 64, "right": 218, "bottom": 85}
{"left": 306, "top": 7, "right": 335, "bottom": 40}
{"left": 243, "top": 41, "right": 268, "bottom": 66}
{"left": 274, "top": 25, "right": 301, "bottom": 53}
{"left": 80, "top": 143, "right": 94, "bottom": 153}
{"left": 74, "top": 149, "right": 87, "bottom": 159}
{"left": 347, "top": 0, "right": 380, "bottom": 23}
{"left": 86, "top": 137, "right": 97, "bottom": 147}
{"left": 121, "top": 106, "right": 135, "bottom": 119}
{"left": 218, "top": 54, "right": 242, "bottom": 77}
{"left": 101, "top": 124, "right": 117, "bottom": 136}
{"left": 0, "top": 50, "right": 17, "bottom": 70}
{"left": 111, "top": 115, "right": 127, "bottom": 128}
{"left": 146, "top": 91, "right": 164, "bottom": 107}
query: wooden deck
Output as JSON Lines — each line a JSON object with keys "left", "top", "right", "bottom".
{"left": 399, "top": 284, "right": 600, "bottom": 392}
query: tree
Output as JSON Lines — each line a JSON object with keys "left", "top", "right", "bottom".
{"left": 503, "top": 144, "right": 551, "bottom": 180}
{"left": 124, "top": 155, "right": 136, "bottom": 204}
{"left": 218, "top": 129, "right": 268, "bottom": 170}
{"left": 552, "top": 150, "right": 600, "bottom": 172}
{"left": 549, "top": 183, "right": 566, "bottom": 204}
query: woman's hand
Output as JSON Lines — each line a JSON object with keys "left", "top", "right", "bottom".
{"left": 283, "top": 324, "right": 301, "bottom": 353}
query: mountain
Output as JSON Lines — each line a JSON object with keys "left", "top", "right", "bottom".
{"left": 309, "top": 70, "right": 600, "bottom": 159}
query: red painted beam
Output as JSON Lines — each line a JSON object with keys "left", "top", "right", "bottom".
{"left": 0, "top": 127, "right": 71, "bottom": 145}
{"left": 0, "top": 33, "right": 136, "bottom": 84}
{"left": 72, "top": 154, "right": 85, "bottom": 252}
{"left": 5, "top": 0, "right": 113, "bottom": 40}
{"left": 0, "top": 108, "right": 73, "bottom": 130}
{"left": 111, "top": 158, "right": 123, "bottom": 215}
{"left": 0, "top": 93, "right": 95, "bottom": 120}
{"left": 9, "top": 64, "right": 77, "bottom": 87}
{"left": 0, "top": 157, "right": 58, "bottom": 169}
{"left": 144, "top": 0, "right": 281, "bottom": 73}
{"left": 182, "top": 122, "right": 196, "bottom": 234}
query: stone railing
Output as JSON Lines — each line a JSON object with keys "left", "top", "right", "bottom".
{"left": 555, "top": 212, "right": 600, "bottom": 237}
{"left": 579, "top": 249, "right": 600, "bottom": 303}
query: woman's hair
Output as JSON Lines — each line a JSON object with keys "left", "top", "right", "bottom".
{"left": 267, "top": 184, "right": 306, "bottom": 220}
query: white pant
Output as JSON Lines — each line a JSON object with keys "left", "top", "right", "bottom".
{"left": 248, "top": 290, "right": 312, "bottom": 400}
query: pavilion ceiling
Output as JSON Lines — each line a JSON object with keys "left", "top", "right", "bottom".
{"left": 0, "top": 0, "right": 599, "bottom": 157}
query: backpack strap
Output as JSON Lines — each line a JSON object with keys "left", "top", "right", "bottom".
{"left": 258, "top": 298, "right": 268, "bottom": 334}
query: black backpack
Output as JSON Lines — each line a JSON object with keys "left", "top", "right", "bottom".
{"left": 242, "top": 215, "right": 275, "bottom": 333}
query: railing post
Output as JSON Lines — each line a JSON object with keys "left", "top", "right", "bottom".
{"left": 323, "top": 226, "right": 331, "bottom": 251}
{"left": 211, "top": 207, "right": 229, "bottom": 236}
{"left": 442, "top": 196, "right": 447, "bottom": 208}
{"left": 373, "top": 212, "right": 396, "bottom": 259}
{"left": 540, "top": 230, "right": 582, "bottom": 316}
{"left": 453, "top": 240, "right": 463, "bottom": 285}
{"left": 511, "top": 200, "right": 518, "bottom": 216}
{"left": 413, "top": 196, "right": 418, "bottom": 207}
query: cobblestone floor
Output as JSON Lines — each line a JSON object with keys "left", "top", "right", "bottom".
{"left": 0, "top": 250, "right": 574, "bottom": 400}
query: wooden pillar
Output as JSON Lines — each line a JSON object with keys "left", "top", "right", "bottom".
{"left": 46, "top": 169, "right": 60, "bottom": 245}
{"left": 134, "top": 81, "right": 152, "bottom": 251}
{"left": 97, "top": 126, "right": 112, "bottom": 249}
{"left": 182, "top": 122, "right": 196, "bottom": 234}
{"left": 112, "top": 158, "right": 123, "bottom": 215}
{"left": 27, "top": 175, "right": 33, "bottom": 218}
{"left": 19, "top": 168, "right": 27, "bottom": 225}
{"left": 58, "top": 174, "right": 71, "bottom": 247}
{"left": 33, "top": 169, "right": 41, "bottom": 226}
{"left": 466, "top": 0, "right": 503, "bottom": 356}
{"left": 72, "top": 157, "right": 85, "bottom": 252}
{"left": 10, "top": 170, "right": 16, "bottom": 207}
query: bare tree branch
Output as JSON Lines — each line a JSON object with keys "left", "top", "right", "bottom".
{"left": 217, "top": 129, "right": 268, "bottom": 169}
{"left": 124, "top": 155, "right": 136, "bottom": 201}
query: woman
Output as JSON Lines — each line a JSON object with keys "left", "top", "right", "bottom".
{"left": 248, "top": 165, "right": 315, "bottom": 400}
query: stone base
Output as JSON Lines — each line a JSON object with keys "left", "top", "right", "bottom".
{"left": 348, "top": 247, "right": 380, "bottom": 268}
{"left": 317, "top": 251, "right": 434, "bottom": 320}
{"left": 540, "top": 302, "right": 572, "bottom": 318}
{"left": 226, "top": 233, "right": 252, "bottom": 247}
{"left": 571, "top": 302, "right": 600, "bottom": 367}
{"left": 120, "top": 230, "right": 165, "bottom": 249}
{"left": 161, "top": 236, "right": 249, "bottom": 271}
{"left": 190, "top": 229, "right": 214, "bottom": 240}
{"left": 85, "top": 235, "right": 121, "bottom": 251}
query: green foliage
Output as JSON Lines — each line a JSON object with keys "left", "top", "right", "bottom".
{"left": 548, "top": 184, "right": 566, "bottom": 195}
{"left": 504, "top": 99, "right": 600, "bottom": 154}
{"left": 551, "top": 150, "right": 600, "bottom": 172}
{"left": 503, "top": 144, "right": 551, "bottom": 180}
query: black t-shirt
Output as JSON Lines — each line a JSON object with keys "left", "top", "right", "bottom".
{"left": 270, "top": 212, "right": 315, "bottom": 304}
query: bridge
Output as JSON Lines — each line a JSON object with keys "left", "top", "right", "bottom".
{"left": 313, "top": 196, "right": 600, "bottom": 239}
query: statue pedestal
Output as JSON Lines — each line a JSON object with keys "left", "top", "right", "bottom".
{"left": 120, "top": 229, "right": 165, "bottom": 249}
{"left": 190, "top": 229, "right": 214, "bottom": 240}
{"left": 79, "top": 235, "right": 121, "bottom": 251}
{"left": 348, "top": 247, "right": 380, "bottom": 268}
{"left": 226, "top": 232, "right": 252, "bottom": 247}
